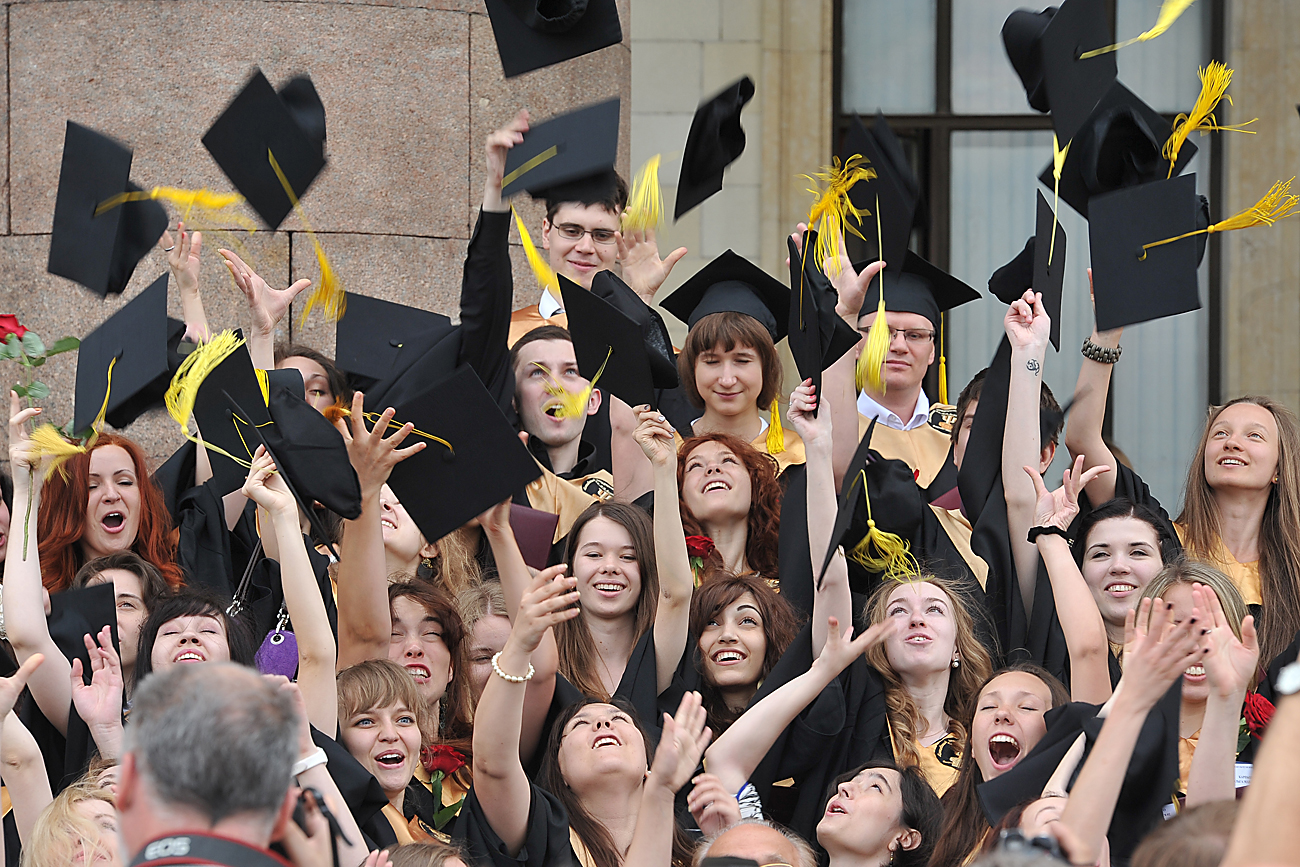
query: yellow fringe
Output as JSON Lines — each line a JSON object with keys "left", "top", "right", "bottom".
{"left": 766, "top": 397, "right": 785, "bottom": 455}
{"left": 1140, "top": 177, "right": 1300, "bottom": 259}
{"left": 856, "top": 193, "right": 889, "bottom": 394}
{"left": 265, "top": 150, "right": 346, "bottom": 327}
{"left": 30, "top": 424, "right": 87, "bottom": 481}
{"left": 513, "top": 206, "right": 559, "bottom": 296}
{"left": 322, "top": 401, "right": 454, "bottom": 455}
{"left": 1080, "top": 0, "right": 1198, "bottom": 58}
{"left": 622, "top": 155, "right": 663, "bottom": 232}
{"left": 1164, "top": 61, "right": 1257, "bottom": 177}
{"left": 804, "top": 155, "right": 876, "bottom": 277}
{"left": 1050, "top": 135, "right": 1069, "bottom": 266}
{"left": 846, "top": 470, "right": 919, "bottom": 580}
{"left": 164, "top": 330, "right": 246, "bottom": 437}
{"left": 536, "top": 348, "right": 611, "bottom": 419}
{"left": 254, "top": 367, "right": 270, "bottom": 407}
{"left": 937, "top": 313, "right": 948, "bottom": 405}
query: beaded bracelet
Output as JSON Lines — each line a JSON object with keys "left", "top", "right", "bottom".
{"left": 491, "top": 651, "right": 535, "bottom": 683}
{"left": 1081, "top": 337, "right": 1122, "bottom": 364}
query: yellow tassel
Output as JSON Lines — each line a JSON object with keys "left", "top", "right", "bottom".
{"left": 30, "top": 424, "right": 87, "bottom": 481}
{"left": 766, "top": 397, "right": 785, "bottom": 455}
{"left": 96, "top": 186, "right": 260, "bottom": 234}
{"left": 846, "top": 470, "right": 919, "bottom": 579}
{"left": 804, "top": 155, "right": 876, "bottom": 277}
{"left": 535, "top": 348, "right": 610, "bottom": 419}
{"left": 937, "top": 313, "right": 948, "bottom": 406}
{"left": 622, "top": 154, "right": 663, "bottom": 232}
{"left": 164, "top": 330, "right": 246, "bottom": 438}
{"left": 1080, "top": 0, "right": 1198, "bottom": 58}
{"left": 264, "top": 149, "right": 346, "bottom": 327}
{"left": 856, "top": 194, "right": 889, "bottom": 394}
{"left": 1050, "top": 135, "right": 1069, "bottom": 266}
{"left": 1163, "top": 62, "right": 1257, "bottom": 177}
{"left": 1140, "top": 177, "right": 1300, "bottom": 259}
{"left": 321, "top": 400, "right": 453, "bottom": 454}
{"left": 513, "top": 205, "right": 559, "bottom": 296}
{"left": 253, "top": 367, "right": 270, "bottom": 407}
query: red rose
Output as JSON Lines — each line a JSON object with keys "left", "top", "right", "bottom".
{"left": 0, "top": 315, "right": 28, "bottom": 341}
{"left": 421, "top": 744, "right": 466, "bottom": 776}
{"left": 685, "top": 536, "right": 716, "bottom": 560}
{"left": 1244, "top": 691, "right": 1275, "bottom": 738}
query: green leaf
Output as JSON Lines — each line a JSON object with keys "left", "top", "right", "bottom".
{"left": 20, "top": 332, "right": 44, "bottom": 358}
{"left": 28, "top": 356, "right": 44, "bottom": 367}
{"left": 431, "top": 797, "right": 464, "bottom": 830}
{"left": 12, "top": 383, "right": 28, "bottom": 398}
{"left": 5, "top": 334, "right": 21, "bottom": 352}
{"left": 0, "top": 343, "right": 15, "bottom": 361}
{"left": 26, "top": 381, "right": 49, "bottom": 401}
{"left": 45, "top": 336, "right": 80, "bottom": 356}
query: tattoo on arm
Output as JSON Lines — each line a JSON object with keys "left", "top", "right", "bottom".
{"left": 1027, "top": 358, "right": 1041, "bottom": 376}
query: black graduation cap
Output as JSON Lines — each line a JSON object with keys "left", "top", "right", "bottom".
{"left": 787, "top": 230, "right": 861, "bottom": 414}
{"left": 74, "top": 273, "right": 176, "bottom": 433}
{"left": 1002, "top": 7, "right": 1056, "bottom": 114}
{"left": 660, "top": 250, "right": 790, "bottom": 342}
{"left": 843, "top": 114, "right": 920, "bottom": 273}
{"left": 202, "top": 69, "right": 328, "bottom": 230}
{"left": 1038, "top": 80, "right": 1197, "bottom": 219}
{"left": 364, "top": 326, "right": 463, "bottom": 415}
{"left": 674, "top": 76, "right": 756, "bottom": 220}
{"left": 334, "top": 293, "right": 454, "bottom": 391}
{"left": 1088, "top": 173, "right": 1201, "bottom": 331}
{"left": 484, "top": 0, "right": 623, "bottom": 79}
{"left": 1039, "top": 0, "right": 1118, "bottom": 143}
{"left": 385, "top": 365, "right": 542, "bottom": 544}
{"left": 589, "top": 270, "right": 679, "bottom": 389}
{"left": 559, "top": 274, "right": 655, "bottom": 409}
{"left": 987, "top": 191, "right": 1066, "bottom": 350}
{"left": 192, "top": 340, "right": 271, "bottom": 496}
{"left": 858, "top": 250, "right": 981, "bottom": 329}
{"left": 500, "top": 99, "right": 620, "bottom": 200}
{"left": 48, "top": 582, "right": 118, "bottom": 678}
{"left": 48, "top": 121, "right": 169, "bottom": 298}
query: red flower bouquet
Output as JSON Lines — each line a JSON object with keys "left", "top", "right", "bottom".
{"left": 685, "top": 536, "right": 716, "bottom": 586}
{"left": 421, "top": 743, "right": 467, "bottom": 776}
{"left": 1244, "top": 691, "right": 1276, "bottom": 739}
{"left": 0, "top": 315, "right": 29, "bottom": 341}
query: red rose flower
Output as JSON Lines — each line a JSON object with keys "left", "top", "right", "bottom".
{"left": 1244, "top": 691, "right": 1275, "bottom": 738}
{"left": 0, "top": 315, "right": 28, "bottom": 341}
{"left": 421, "top": 744, "right": 466, "bottom": 776}
{"left": 685, "top": 536, "right": 716, "bottom": 560}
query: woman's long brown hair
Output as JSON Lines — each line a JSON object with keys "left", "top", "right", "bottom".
{"left": 676, "top": 433, "right": 782, "bottom": 580}
{"left": 37, "top": 433, "right": 182, "bottom": 593}
{"left": 1176, "top": 396, "right": 1300, "bottom": 664}
{"left": 557, "top": 502, "right": 660, "bottom": 701}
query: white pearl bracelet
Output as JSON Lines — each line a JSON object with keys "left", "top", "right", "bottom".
{"left": 492, "top": 651, "right": 535, "bottom": 683}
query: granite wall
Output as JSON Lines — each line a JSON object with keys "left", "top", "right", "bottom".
{"left": 0, "top": 0, "right": 630, "bottom": 466}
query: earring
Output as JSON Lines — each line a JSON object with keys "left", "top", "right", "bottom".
{"left": 421, "top": 557, "right": 435, "bottom": 570}
{"left": 951, "top": 657, "right": 960, "bottom": 669}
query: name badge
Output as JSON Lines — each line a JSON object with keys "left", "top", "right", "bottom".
{"left": 1235, "top": 762, "right": 1253, "bottom": 788}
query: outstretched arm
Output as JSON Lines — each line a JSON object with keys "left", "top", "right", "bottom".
{"left": 1025, "top": 456, "right": 1113, "bottom": 703}
{"left": 1003, "top": 290, "right": 1050, "bottom": 617}
{"left": 70, "top": 627, "right": 125, "bottom": 760}
{"left": 474, "top": 567, "right": 580, "bottom": 855}
{"left": 162, "top": 222, "right": 211, "bottom": 344}
{"left": 220, "top": 249, "right": 311, "bottom": 371}
{"left": 704, "top": 617, "right": 894, "bottom": 796}
{"left": 1064, "top": 268, "right": 1120, "bottom": 506}
{"left": 0, "top": 656, "right": 51, "bottom": 851}
{"left": 633, "top": 407, "right": 694, "bottom": 693}
{"left": 627, "top": 692, "right": 711, "bottom": 867}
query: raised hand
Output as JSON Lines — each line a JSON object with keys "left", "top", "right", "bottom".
{"left": 508, "top": 565, "right": 579, "bottom": 656}
{"left": 1025, "top": 454, "right": 1111, "bottom": 531}
{"left": 477, "top": 498, "right": 513, "bottom": 537}
{"left": 1004, "top": 289, "right": 1050, "bottom": 351}
{"left": 812, "top": 616, "right": 897, "bottom": 675}
{"left": 161, "top": 222, "right": 208, "bottom": 342}
{"left": 485, "top": 110, "right": 530, "bottom": 200}
{"left": 633, "top": 405, "right": 677, "bottom": 469}
{"left": 617, "top": 228, "right": 687, "bottom": 304}
{"left": 241, "top": 446, "right": 295, "bottom": 517}
{"left": 1193, "top": 583, "right": 1259, "bottom": 699}
{"left": 338, "top": 393, "right": 423, "bottom": 500}
{"left": 0, "top": 653, "right": 42, "bottom": 719}
{"left": 686, "top": 772, "right": 742, "bottom": 837}
{"left": 649, "top": 690, "right": 712, "bottom": 795}
{"left": 221, "top": 249, "right": 312, "bottom": 337}
{"left": 7, "top": 391, "right": 43, "bottom": 476}
{"left": 787, "top": 222, "right": 885, "bottom": 320}
{"left": 1121, "top": 597, "right": 1207, "bottom": 707}
{"left": 786, "top": 379, "right": 831, "bottom": 450}
{"left": 70, "top": 628, "right": 124, "bottom": 757}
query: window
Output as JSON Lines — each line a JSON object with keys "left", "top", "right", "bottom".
{"left": 835, "top": 0, "right": 1221, "bottom": 509}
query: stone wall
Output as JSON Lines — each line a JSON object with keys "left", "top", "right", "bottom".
{"left": 0, "top": 0, "right": 630, "bottom": 466}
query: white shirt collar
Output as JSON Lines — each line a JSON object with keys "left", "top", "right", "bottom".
{"left": 856, "top": 386, "right": 930, "bottom": 431}
{"left": 538, "top": 289, "right": 564, "bottom": 320}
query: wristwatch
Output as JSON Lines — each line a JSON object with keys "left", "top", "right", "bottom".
{"left": 1276, "top": 661, "right": 1300, "bottom": 696}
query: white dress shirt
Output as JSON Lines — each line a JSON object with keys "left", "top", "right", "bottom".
{"left": 856, "top": 386, "right": 930, "bottom": 431}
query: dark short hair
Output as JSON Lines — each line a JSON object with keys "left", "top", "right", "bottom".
{"left": 678, "top": 312, "right": 783, "bottom": 411}
{"left": 510, "top": 325, "right": 574, "bottom": 375}
{"left": 1074, "top": 496, "right": 1179, "bottom": 568}
{"left": 72, "top": 551, "right": 172, "bottom": 612}
{"left": 273, "top": 342, "right": 351, "bottom": 405}
{"left": 133, "top": 587, "right": 257, "bottom": 683}
{"left": 543, "top": 173, "right": 629, "bottom": 223}
{"left": 952, "top": 369, "right": 1063, "bottom": 448}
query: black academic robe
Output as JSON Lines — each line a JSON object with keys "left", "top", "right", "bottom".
{"left": 453, "top": 783, "right": 575, "bottom": 867}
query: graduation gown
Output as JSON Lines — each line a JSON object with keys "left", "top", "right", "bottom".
{"left": 858, "top": 407, "right": 956, "bottom": 490}
{"left": 453, "top": 782, "right": 576, "bottom": 867}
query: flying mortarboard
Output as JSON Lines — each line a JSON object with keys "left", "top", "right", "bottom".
{"left": 202, "top": 69, "right": 328, "bottom": 230}
{"left": 987, "top": 191, "right": 1067, "bottom": 350}
{"left": 73, "top": 274, "right": 181, "bottom": 433}
{"left": 48, "top": 122, "right": 169, "bottom": 298}
{"left": 675, "top": 76, "right": 756, "bottom": 220}
{"left": 334, "top": 293, "right": 454, "bottom": 391}
{"left": 484, "top": 0, "right": 623, "bottom": 79}
{"left": 787, "top": 230, "right": 862, "bottom": 414}
{"left": 1002, "top": 7, "right": 1057, "bottom": 114}
{"left": 660, "top": 250, "right": 790, "bottom": 343}
{"left": 589, "top": 270, "right": 680, "bottom": 390}
{"left": 500, "top": 99, "right": 621, "bottom": 201}
{"left": 386, "top": 365, "right": 543, "bottom": 544}
{"left": 558, "top": 274, "right": 655, "bottom": 410}
{"left": 1039, "top": 0, "right": 1118, "bottom": 143}
{"left": 843, "top": 114, "right": 920, "bottom": 272}
{"left": 1037, "top": 80, "right": 1197, "bottom": 219}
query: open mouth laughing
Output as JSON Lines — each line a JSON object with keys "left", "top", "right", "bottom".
{"left": 988, "top": 733, "right": 1022, "bottom": 772}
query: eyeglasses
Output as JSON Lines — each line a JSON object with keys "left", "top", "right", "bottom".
{"left": 888, "top": 328, "right": 936, "bottom": 345}
{"left": 553, "top": 223, "right": 619, "bottom": 246}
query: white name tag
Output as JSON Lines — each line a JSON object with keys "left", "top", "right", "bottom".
{"left": 1235, "top": 762, "right": 1253, "bottom": 788}
{"left": 1162, "top": 802, "right": 1178, "bottom": 820}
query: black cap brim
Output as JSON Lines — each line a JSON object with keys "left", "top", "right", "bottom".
{"left": 192, "top": 339, "right": 274, "bottom": 496}
{"left": 787, "top": 230, "right": 861, "bottom": 413}
{"left": 589, "top": 270, "right": 680, "bottom": 390}
{"left": 560, "top": 274, "right": 656, "bottom": 409}
{"left": 843, "top": 114, "right": 919, "bottom": 272}
{"left": 660, "top": 250, "right": 790, "bottom": 342}
{"left": 202, "top": 69, "right": 327, "bottom": 230}
{"left": 860, "top": 251, "right": 982, "bottom": 328}
{"left": 334, "top": 293, "right": 454, "bottom": 389}
{"left": 1040, "top": 0, "right": 1118, "bottom": 143}
{"left": 484, "top": 0, "right": 623, "bottom": 79}
{"left": 674, "top": 76, "right": 756, "bottom": 220}
{"left": 500, "top": 99, "right": 620, "bottom": 200}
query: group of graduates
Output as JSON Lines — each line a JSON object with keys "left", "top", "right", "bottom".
{"left": 5, "top": 0, "right": 1300, "bottom": 866}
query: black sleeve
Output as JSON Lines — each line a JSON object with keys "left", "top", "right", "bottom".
{"left": 615, "top": 630, "right": 666, "bottom": 745}
{"left": 172, "top": 479, "right": 238, "bottom": 597}
{"left": 459, "top": 209, "right": 517, "bottom": 418}
{"left": 452, "top": 783, "right": 574, "bottom": 867}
